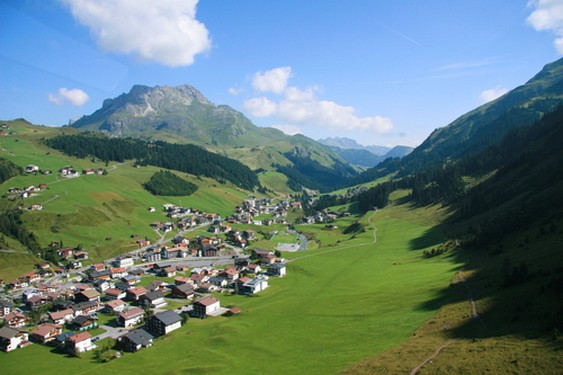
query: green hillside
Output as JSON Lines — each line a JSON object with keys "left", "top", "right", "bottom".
{"left": 0, "top": 120, "right": 249, "bottom": 268}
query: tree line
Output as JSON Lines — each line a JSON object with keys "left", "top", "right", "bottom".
{"left": 44, "top": 133, "right": 259, "bottom": 189}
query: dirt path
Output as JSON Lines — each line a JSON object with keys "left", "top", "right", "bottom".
{"left": 409, "top": 340, "right": 456, "bottom": 375}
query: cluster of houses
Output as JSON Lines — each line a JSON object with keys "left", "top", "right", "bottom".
{"left": 7, "top": 183, "right": 47, "bottom": 200}
{"left": 0, "top": 247, "right": 287, "bottom": 355}
{"left": 302, "top": 209, "right": 351, "bottom": 224}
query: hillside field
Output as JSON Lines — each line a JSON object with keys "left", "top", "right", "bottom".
{"left": 0, "top": 202, "right": 461, "bottom": 374}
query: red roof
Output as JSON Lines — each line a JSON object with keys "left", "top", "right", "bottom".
{"left": 69, "top": 331, "right": 92, "bottom": 343}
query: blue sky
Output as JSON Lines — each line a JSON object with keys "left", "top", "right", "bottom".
{"left": 1, "top": 0, "right": 562, "bottom": 147}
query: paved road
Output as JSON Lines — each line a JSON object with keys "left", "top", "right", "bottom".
{"left": 95, "top": 324, "right": 127, "bottom": 341}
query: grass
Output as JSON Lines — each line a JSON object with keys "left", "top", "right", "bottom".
{"left": 0, "top": 203, "right": 462, "bottom": 374}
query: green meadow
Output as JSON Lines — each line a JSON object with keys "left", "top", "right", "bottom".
{"left": 1, "top": 205, "right": 461, "bottom": 374}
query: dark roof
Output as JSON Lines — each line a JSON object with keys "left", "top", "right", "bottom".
{"left": 89, "top": 270, "right": 110, "bottom": 278}
{"left": 173, "top": 284, "right": 193, "bottom": 293}
{"left": 0, "top": 299, "right": 13, "bottom": 308}
{"left": 143, "top": 290, "right": 164, "bottom": 301}
{"left": 153, "top": 310, "right": 182, "bottom": 326}
{"left": 0, "top": 326, "right": 19, "bottom": 339}
{"left": 71, "top": 315, "right": 95, "bottom": 325}
{"left": 122, "top": 329, "right": 153, "bottom": 346}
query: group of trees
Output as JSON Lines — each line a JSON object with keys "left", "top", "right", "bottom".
{"left": 143, "top": 170, "right": 198, "bottom": 196}
{"left": 44, "top": 133, "right": 259, "bottom": 190}
{"left": 0, "top": 156, "right": 22, "bottom": 184}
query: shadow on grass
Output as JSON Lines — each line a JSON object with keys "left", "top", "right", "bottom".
{"left": 408, "top": 226, "right": 444, "bottom": 250}
{"left": 411, "top": 223, "right": 563, "bottom": 342}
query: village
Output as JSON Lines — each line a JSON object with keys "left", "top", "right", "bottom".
{"left": 0, "top": 170, "right": 314, "bottom": 357}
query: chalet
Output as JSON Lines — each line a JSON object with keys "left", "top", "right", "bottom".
{"left": 104, "top": 299, "right": 126, "bottom": 314}
{"left": 25, "top": 164, "right": 39, "bottom": 173}
{"left": 4, "top": 311, "right": 27, "bottom": 328}
{"left": 0, "top": 299, "right": 13, "bottom": 318}
{"left": 192, "top": 296, "right": 221, "bottom": 318}
{"left": 136, "top": 238, "right": 151, "bottom": 247}
{"left": 146, "top": 310, "right": 182, "bottom": 337}
{"left": 128, "top": 268, "right": 145, "bottom": 277}
{"left": 170, "top": 284, "right": 194, "bottom": 300}
{"left": 118, "top": 329, "right": 154, "bottom": 352}
{"left": 104, "top": 288, "right": 126, "bottom": 300}
{"left": 8, "top": 279, "right": 28, "bottom": 289}
{"left": 48, "top": 308, "right": 75, "bottom": 325}
{"left": 72, "top": 301, "right": 99, "bottom": 316}
{"left": 26, "top": 294, "right": 49, "bottom": 310}
{"left": 110, "top": 267, "right": 128, "bottom": 279}
{"left": 31, "top": 323, "right": 62, "bottom": 344}
{"left": 139, "top": 290, "right": 167, "bottom": 309}
{"left": 20, "top": 271, "right": 41, "bottom": 284}
{"left": 144, "top": 250, "right": 161, "bottom": 262}
{"left": 147, "top": 280, "right": 167, "bottom": 292}
{"left": 29, "top": 204, "right": 43, "bottom": 210}
{"left": 121, "top": 275, "right": 141, "bottom": 285}
{"left": 68, "top": 315, "right": 98, "bottom": 331}
{"left": 88, "top": 269, "right": 111, "bottom": 281}
{"left": 189, "top": 273, "right": 208, "bottom": 286}
{"left": 196, "top": 283, "right": 218, "bottom": 293}
{"left": 114, "top": 256, "right": 135, "bottom": 268}
{"left": 241, "top": 276, "right": 269, "bottom": 295}
{"left": 162, "top": 246, "right": 188, "bottom": 259}
{"left": 267, "top": 263, "right": 287, "bottom": 277}
{"left": 0, "top": 327, "right": 29, "bottom": 352}
{"left": 59, "top": 166, "right": 80, "bottom": 178}
{"left": 117, "top": 307, "right": 144, "bottom": 328}
{"left": 93, "top": 279, "right": 112, "bottom": 293}
{"left": 246, "top": 263, "right": 262, "bottom": 274}
{"left": 126, "top": 286, "right": 147, "bottom": 301}
{"left": 65, "top": 331, "right": 95, "bottom": 354}
{"left": 220, "top": 267, "right": 239, "bottom": 281}
{"left": 82, "top": 169, "right": 95, "bottom": 175}
{"left": 207, "top": 276, "right": 229, "bottom": 288}
{"left": 75, "top": 289, "right": 101, "bottom": 303}
{"left": 74, "top": 251, "right": 89, "bottom": 260}
{"left": 174, "top": 276, "right": 190, "bottom": 285}
{"left": 57, "top": 247, "right": 75, "bottom": 260}
{"left": 159, "top": 266, "right": 176, "bottom": 277}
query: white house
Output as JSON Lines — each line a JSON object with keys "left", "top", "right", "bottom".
{"left": 0, "top": 326, "right": 29, "bottom": 352}
{"left": 242, "top": 276, "right": 269, "bottom": 295}
{"left": 66, "top": 331, "right": 95, "bottom": 353}
{"left": 117, "top": 307, "right": 144, "bottom": 328}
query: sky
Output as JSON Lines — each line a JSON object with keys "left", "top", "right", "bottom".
{"left": 1, "top": 0, "right": 562, "bottom": 147}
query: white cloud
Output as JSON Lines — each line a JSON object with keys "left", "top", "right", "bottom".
{"left": 62, "top": 0, "right": 211, "bottom": 67}
{"left": 251, "top": 66, "right": 292, "bottom": 94}
{"left": 243, "top": 70, "right": 393, "bottom": 134}
{"left": 479, "top": 86, "right": 508, "bottom": 103}
{"left": 228, "top": 87, "right": 243, "bottom": 95}
{"left": 48, "top": 87, "right": 90, "bottom": 106}
{"left": 527, "top": 0, "right": 563, "bottom": 54}
{"left": 271, "top": 124, "right": 303, "bottom": 135}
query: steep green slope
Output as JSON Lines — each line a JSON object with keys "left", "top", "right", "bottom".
{"left": 358, "top": 57, "right": 563, "bottom": 180}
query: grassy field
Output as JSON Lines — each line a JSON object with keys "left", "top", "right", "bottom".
{"left": 1, "top": 203, "right": 462, "bottom": 374}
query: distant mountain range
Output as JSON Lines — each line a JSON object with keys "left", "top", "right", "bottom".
{"left": 317, "top": 137, "right": 413, "bottom": 168}
{"left": 69, "top": 84, "right": 358, "bottom": 192}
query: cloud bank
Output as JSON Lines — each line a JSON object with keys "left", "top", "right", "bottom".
{"left": 243, "top": 67, "right": 393, "bottom": 133}
{"left": 527, "top": 0, "right": 563, "bottom": 54}
{"left": 48, "top": 87, "right": 89, "bottom": 106}
{"left": 62, "top": 0, "right": 211, "bottom": 67}
{"left": 479, "top": 86, "right": 508, "bottom": 103}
